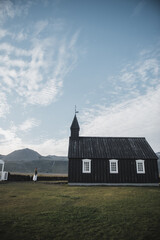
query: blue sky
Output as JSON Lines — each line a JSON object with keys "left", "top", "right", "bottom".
{"left": 0, "top": 0, "right": 160, "bottom": 156}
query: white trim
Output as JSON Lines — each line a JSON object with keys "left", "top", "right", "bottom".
{"left": 82, "top": 159, "right": 91, "bottom": 173}
{"left": 109, "top": 159, "right": 118, "bottom": 174}
{"left": 69, "top": 183, "right": 159, "bottom": 187}
{"left": 0, "top": 159, "right": 8, "bottom": 181}
{"left": 136, "top": 159, "right": 145, "bottom": 174}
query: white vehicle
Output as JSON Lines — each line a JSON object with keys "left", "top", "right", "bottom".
{"left": 0, "top": 159, "right": 8, "bottom": 181}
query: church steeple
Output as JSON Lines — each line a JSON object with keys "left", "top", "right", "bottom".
{"left": 70, "top": 114, "right": 80, "bottom": 139}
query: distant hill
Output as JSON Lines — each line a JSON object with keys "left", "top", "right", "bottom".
{"left": 42, "top": 155, "right": 68, "bottom": 161}
{"left": 1, "top": 148, "right": 68, "bottom": 174}
{"left": 4, "top": 160, "right": 68, "bottom": 174}
{"left": 1, "top": 148, "right": 159, "bottom": 176}
{"left": 3, "top": 148, "right": 41, "bottom": 162}
{"left": 1, "top": 148, "right": 68, "bottom": 162}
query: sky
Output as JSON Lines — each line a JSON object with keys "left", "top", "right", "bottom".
{"left": 0, "top": 0, "right": 160, "bottom": 156}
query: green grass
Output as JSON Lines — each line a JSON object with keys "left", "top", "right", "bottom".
{"left": 0, "top": 182, "right": 160, "bottom": 240}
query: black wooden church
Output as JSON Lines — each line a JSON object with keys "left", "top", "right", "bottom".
{"left": 68, "top": 114, "right": 159, "bottom": 186}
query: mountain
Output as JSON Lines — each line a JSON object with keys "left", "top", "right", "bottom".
{"left": 42, "top": 155, "right": 68, "bottom": 161}
{"left": 1, "top": 148, "right": 68, "bottom": 174}
{"left": 2, "top": 148, "right": 68, "bottom": 162}
{"left": 3, "top": 148, "right": 41, "bottom": 162}
{"left": 0, "top": 154, "right": 5, "bottom": 159}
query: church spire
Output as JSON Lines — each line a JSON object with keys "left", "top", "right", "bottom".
{"left": 70, "top": 114, "right": 80, "bottom": 139}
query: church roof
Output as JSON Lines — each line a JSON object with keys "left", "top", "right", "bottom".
{"left": 68, "top": 136, "right": 158, "bottom": 160}
{"left": 70, "top": 115, "right": 80, "bottom": 130}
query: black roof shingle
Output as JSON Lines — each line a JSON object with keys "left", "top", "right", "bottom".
{"left": 68, "top": 137, "right": 158, "bottom": 160}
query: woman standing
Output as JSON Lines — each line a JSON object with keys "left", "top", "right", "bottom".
{"left": 33, "top": 167, "right": 38, "bottom": 182}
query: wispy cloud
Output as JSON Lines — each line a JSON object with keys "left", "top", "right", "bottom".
{"left": 80, "top": 85, "right": 160, "bottom": 151}
{"left": 0, "top": 19, "right": 80, "bottom": 108}
{"left": 0, "top": 126, "right": 22, "bottom": 154}
{"left": 34, "top": 20, "right": 49, "bottom": 37}
{"left": 80, "top": 46, "right": 160, "bottom": 152}
{"left": 0, "top": 28, "right": 8, "bottom": 39}
{"left": 85, "top": 44, "right": 160, "bottom": 109}
{"left": 31, "top": 138, "right": 68, "bottom": 156}
{"left": 2, "top": 43, "right": 157, "bottom": 155}
{"left": 0, "top": 117, "right": 40, "bottom": 154}
{"left": 0, "top": 0, "right": 15, "bottom": 24}
{"left": 132, "top": 0, "right": 146, "bottom": 17}
{"left": 0, "top": 0, "right": 32, "bottom": 25}
{"left": 108, "top": 46, "right": 160, "bottom": 103}
{"left": 0, "top": 124, "right": 68, "bottom": 156}
{"left": 19, "top": 118, "right": 40, "bottom": 132}
{"left": 0, "top": 92, "right": 10, "bottom": 117}
{"left": 0, "top": 0, "right": 80, "bottom": 155}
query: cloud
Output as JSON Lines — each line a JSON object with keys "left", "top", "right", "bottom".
{"left": 81, "top": 83, "right": 160, "bottom": 129}
{"left": 14, "top": 78, "right": 159, "bottom": 155}
{"left": 0, "top": 1, "right": 80, "bottom": 110}
{"left": 0, "top": 0, "right": 15, "bottom": 24}
{"left": 0, "top": 21, "right": 80, "bottom": 107}
{"left": 121, "top": 58, "right": 159, "bottom": 85}
{"left": 0, "top": 118, "right": 41, "bottom": 154}
{"left": 80, "top": 84, "right": 160, "bottom": 152}
{"left": 79, "top": 44, "right": 160, "bottom": 152}
{"left": 14, "top": 30, "right": 28, "bottom": 41}
{"left": 0, "top": 92, "right": 10, "bottom": 117}
{"left": 19, "top": 118, "right": 40, "bottom": 132}
{"left": 80, "top": 48, "right": 160, "bottom": 152}
{"left": 31, "top": 138, "right": 68, "bottom": 156}
{"left": 85, "top": 44, "right": 160, "bottom": 112}
{"left": 132, "top": 0, "right": 146, "bottom": 17}
{"left": 0, "top": 1, "right": 80, "bottom": 155}
{"left": 34, "top": 20, "right": 48, "bottom": 37}
{"left": 0, "top": 28, "right": 8, "bottom": 39}
{"left": 106, "top": 46, "right": 160, "bottom": 104}
{"left": 0, "top": 126, "right": 22, "bottom": 154}
{"left": 0, "top": 126, "right": 68, "bottom": 156}
{"left": 0, "top": 0, "right": 32, "bottom": 25}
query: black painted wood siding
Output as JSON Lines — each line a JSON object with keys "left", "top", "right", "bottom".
{"left": 68, "top": 158, "right": 159, "bottom": 183}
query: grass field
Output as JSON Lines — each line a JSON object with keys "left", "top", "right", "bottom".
{"left": 0, "top": 182, "right": 160, "bottom": 240}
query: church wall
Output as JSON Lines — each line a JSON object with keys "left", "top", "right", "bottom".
{"left": 68, "top": 158, "right": 159, "bottom": 184}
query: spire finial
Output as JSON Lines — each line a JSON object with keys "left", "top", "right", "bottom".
{"left": 75, "top": 105, "right": 79, "bottom": 115}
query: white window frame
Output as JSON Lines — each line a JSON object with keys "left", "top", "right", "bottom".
{"left": 82, "top": 159, "right": 91, "bottom": 173}
{"left": 109, "top": 159, "right": 118, "bottom": 174}
{"left": 136, "top": 159, "right": 145, "bottom": 174}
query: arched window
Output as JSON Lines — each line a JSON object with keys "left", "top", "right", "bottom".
{"left": 109, "top": 159, "right": 118, "bottom": 174}
{"left": 136, "top": 159, "right": 145, "bottom": 174}
{"left": 82, "top": 159, "right": 91, "bottom": 173}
